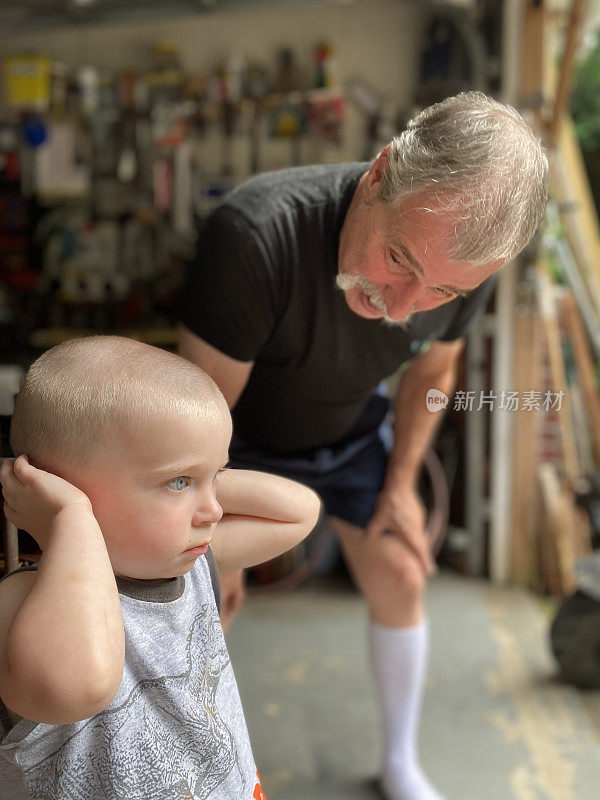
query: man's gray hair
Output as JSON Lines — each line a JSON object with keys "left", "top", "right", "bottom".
{"left": 378, "top": 92, "right": 548, "bottom": 265}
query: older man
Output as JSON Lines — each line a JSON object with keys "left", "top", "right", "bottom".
{"left": 176, "top": 92, "right": 548, "bottom": 800}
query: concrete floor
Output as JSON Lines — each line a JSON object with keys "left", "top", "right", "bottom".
{"left": 227, "top": 572, "right": 600, "bottom": 800}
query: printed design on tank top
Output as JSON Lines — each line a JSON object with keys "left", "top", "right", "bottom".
{"left": 24, "top": 606, "right": 243, "bottom": 800}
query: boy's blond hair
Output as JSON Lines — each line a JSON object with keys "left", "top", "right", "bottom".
{"left": 10, "top": 336, "right": 226, "bottom": 472}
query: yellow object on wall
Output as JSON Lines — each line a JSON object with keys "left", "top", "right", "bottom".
{"left": 3, "top": 55, "right": 51, "bottom": 110}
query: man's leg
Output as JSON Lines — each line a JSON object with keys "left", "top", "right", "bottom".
{"left": 331, "top": 516, "right": 443, "bottom": 800}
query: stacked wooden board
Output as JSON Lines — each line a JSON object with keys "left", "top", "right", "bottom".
{"left": 509, "top": 261, "right": 596, "bottom": 595}
{"left": 508, "top": 109, "right": 600, "bottom": 595}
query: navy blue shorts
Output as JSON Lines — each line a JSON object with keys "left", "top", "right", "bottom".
{"left": 228, "top": 388, "right": 393, "bottom": 529}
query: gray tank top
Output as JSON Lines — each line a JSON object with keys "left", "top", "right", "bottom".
{"left": 0, "top": 553, "right": 261, "bottom": 799}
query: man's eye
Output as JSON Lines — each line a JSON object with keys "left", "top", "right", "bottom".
{"left": 166, "top": 476, "right": 191, "bottom": 492}
{"left": 435, "top": 287, "right": 456, "bottom": 299}
{"left": 389, "top": 250, "right": 413, "bottom": 275}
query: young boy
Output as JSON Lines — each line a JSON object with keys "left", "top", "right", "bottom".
{"left": 0, "top": 335, "right": 321, "bottom": 800}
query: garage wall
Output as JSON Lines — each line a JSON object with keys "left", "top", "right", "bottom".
{"left": 0, "top": 0, "right": 424, "bottom": 164}
{"left": 1, "top": 0, "right": 422, "bottom": 98}
{"left": 0, "top": 0, "right": 427, "bottom": 169}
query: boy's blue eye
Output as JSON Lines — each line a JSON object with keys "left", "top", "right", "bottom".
{"left": 166, "top": 476, "right": 190, "bottom": 492}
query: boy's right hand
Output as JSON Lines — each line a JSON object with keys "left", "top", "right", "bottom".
{"left": 0, "top": 455, "right": 93, "bottom": 549}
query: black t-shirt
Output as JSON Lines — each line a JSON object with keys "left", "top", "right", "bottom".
{"left": 177, "top": 163, "right": 496, "bottom": 453}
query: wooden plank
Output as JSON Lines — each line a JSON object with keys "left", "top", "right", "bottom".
{"left": 555, "top": 491, "right": 579, "bottom": 595}
{"left": 568, "top": 383, "right": 596, "bottom": 474}
{"left": 538, "top": 462, "right": 567, "bottom": 595}
{"left": 549, "top": 0, "right": 587, "bottom": 146}
{"left": 510, "top": 287, "right": 543, "bottom": 587}
{"left": 520, "top": 0, "right": 548, "bottom": 124}
{"left": 574, "top": 504, "right": 593, "bottom": 561}
{"left": 550, "top": 232, "right": 600, "bottom": 357}
{"left": 537, "top": 266, "right": 580, "bottom": 486}
{"left": 560, "top": 290, "right": 600, "bottom": 467}
{"left": 537, "top": 462, "right": 584, "bottom": 596}
{"left": 550, "top": 115, "right": 600, "bottom": 318}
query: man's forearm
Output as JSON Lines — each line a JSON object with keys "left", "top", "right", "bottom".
{"left": 384, "top": 358, "right": 459, "bottom": 492}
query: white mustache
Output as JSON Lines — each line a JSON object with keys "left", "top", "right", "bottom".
{"left": 335, "top": 272, "right": 412, "bottom": 327}
{"left": 335, "top": 273, "right": 388, "bottom": 312}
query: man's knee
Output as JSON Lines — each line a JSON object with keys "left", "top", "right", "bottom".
{"left": 384, "top": 552, "right": 427, "bottom": 600}
{"left": 333, "top": 517, "right": 427, "bottom": 603}
{"left": 358, "top": 545, "right": 426, "bottom": 606}
{"left": 360, "top": 548, "right": 426, "bottom": 627}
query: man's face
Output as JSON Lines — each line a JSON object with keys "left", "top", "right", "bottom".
{"left": 338, "top": 184, "right": 502, "bottom": 324}
{"left": 73, "top": 405, "right": 232, "bottom": 581}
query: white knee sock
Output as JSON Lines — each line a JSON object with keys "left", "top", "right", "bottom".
{"left": 369, "top": 620, "right": 445, "bottom": 800}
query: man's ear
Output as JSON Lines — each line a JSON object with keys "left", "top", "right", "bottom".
{"left": 365, "top": 145, "right": 391, "bottom": 190}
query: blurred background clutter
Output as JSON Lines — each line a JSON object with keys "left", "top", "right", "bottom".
{"left": 2, "top": 1, "right": 600, "bottom": 798}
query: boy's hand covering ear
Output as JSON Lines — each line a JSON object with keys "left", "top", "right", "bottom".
{"left": 0, "top": 455, "right": 93, "bottom": 549}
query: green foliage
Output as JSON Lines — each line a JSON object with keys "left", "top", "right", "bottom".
{"left": 545, "top": 247, "right": 564, "bottom": 283}
{"left": 571, "top": 29, "right": 600, "bottom": 151}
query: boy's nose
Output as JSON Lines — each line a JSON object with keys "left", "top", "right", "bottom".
{"left": 192, "top": 494, "right": 223, "bottom": 527}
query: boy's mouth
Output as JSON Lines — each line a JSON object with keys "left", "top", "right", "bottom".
{"left": 183, "top": 543, "right": 210, "bottom": 557}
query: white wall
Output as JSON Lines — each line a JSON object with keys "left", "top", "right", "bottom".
{"left": 1, "top": 0, "right": 425, "bottom": 169}
{"left": 0, "top": 0, "right": 423, "bottom": 100}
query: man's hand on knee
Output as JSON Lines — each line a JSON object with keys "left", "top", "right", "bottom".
{"left": 365, "top": 486, "right": 434, "bottom": 576}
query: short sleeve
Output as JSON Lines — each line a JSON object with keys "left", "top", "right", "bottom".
{"left": 175, "top": 207, "right": 280, "bottom": 362}
{"left": 438, "top": 274, "right": 497, "bottom": 342}
{"left": 205, "top": 546, "right": 221, "bottom": 613}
